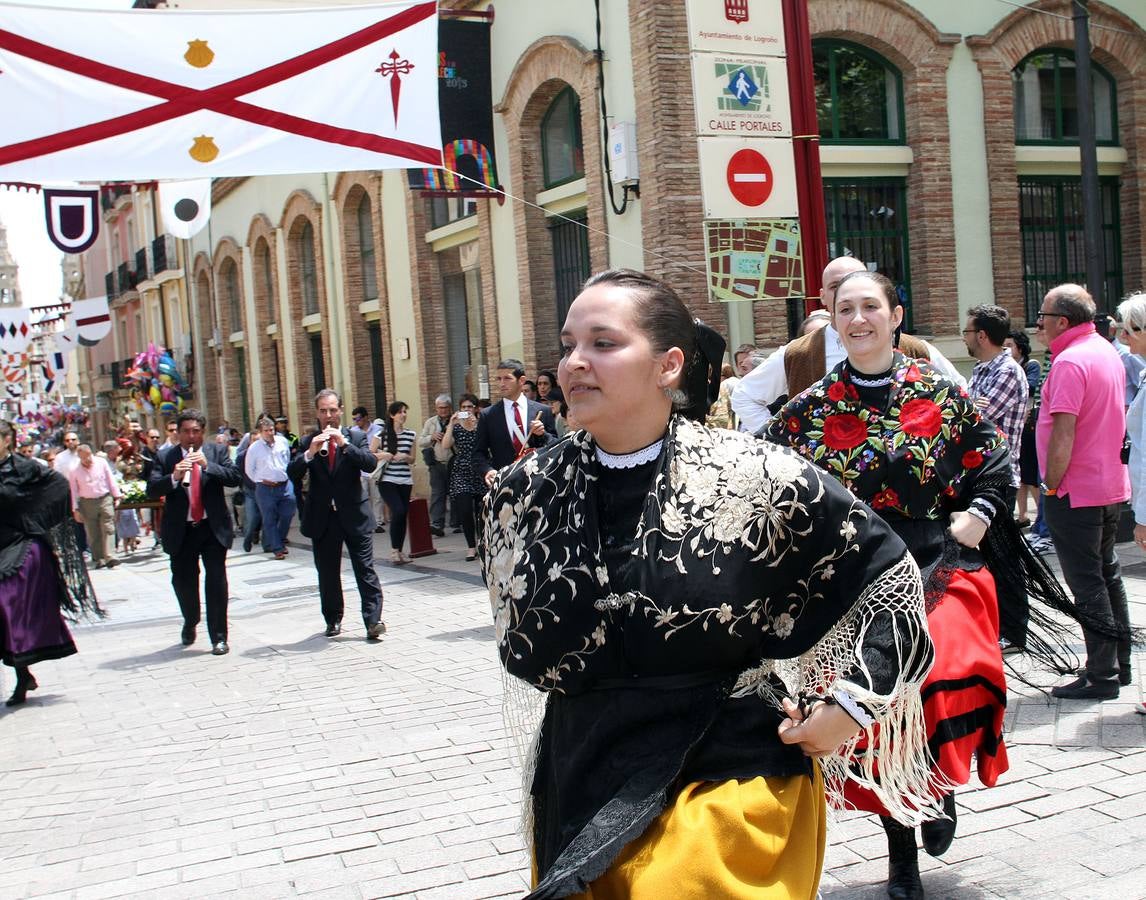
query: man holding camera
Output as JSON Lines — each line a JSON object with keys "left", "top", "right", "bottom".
{"left": 418, "top": 394, "right": 455, "bottom": 537}
{"left": 288, "top": 389, "right": 385, "bottom": 640}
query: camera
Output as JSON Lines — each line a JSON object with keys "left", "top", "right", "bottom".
{"left": 457, "top": 411, "right": 471, "bottom": 420}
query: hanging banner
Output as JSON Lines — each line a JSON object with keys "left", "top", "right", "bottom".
{"left": 71, "top": 296, "right": 112, "bottom": 346}
{"left": 407, "top": 17, "right": 499, "bottom": 194}
{"left": 159, "top": 178, "right": 211, "bottom": 238}
{"left": 1, "top": 351, "right": 28, "bottom": 388}
{"left": 0, "top": 1, "right": 443, "bottom": 181}
{"left": 43, "top": 187, "right": 100, "bottom": 252}
{"left": 0, "top": 306, "right": 32, "bottom": 354}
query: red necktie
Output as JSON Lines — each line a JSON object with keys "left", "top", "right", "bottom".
{"left": 327, "top": 440, "right": 337, "bottom": 472}
{"left": 189, "top": 461, "right": 204, "bottom": 522}
{"left": 512, "top": 403, "right": 524, "bottom": 455}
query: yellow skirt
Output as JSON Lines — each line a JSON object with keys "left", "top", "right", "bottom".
{"left": 562, "top": 767, "right": 826, "bottom": 900}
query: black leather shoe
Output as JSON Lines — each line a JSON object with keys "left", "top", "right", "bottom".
{"left": 211, "top": 641, "right": 229, "bottom": 656}
{"left": 1077, "top": 666, "right": 1133, "bottom": 686}
{"left": 882, "top": 816, "right": 923, "bottom": 900}
{"left": 430, "top": 526, "right": 445, "bottom": 537}
{"left": 366, "top": 621, "right": 387, "bottom": 641}
{"left": 325, "top": 621, "right": 342, "bottom": 637}
{"left": 181, "top": 624, "right": 196, "bottom": 646}
{"left": 1051, "top": 676, "right": 1118, "bottom": 700}
{"left": 921, "top": 793, "right": 957, "bottom": 857}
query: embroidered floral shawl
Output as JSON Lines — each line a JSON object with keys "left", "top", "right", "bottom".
{"left": 481, "top": 416, "right": 944, "bottom": 893}
{"left": 765, "top": 354, "right": 1008, "bottom": 519}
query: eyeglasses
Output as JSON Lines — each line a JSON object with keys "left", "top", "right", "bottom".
{"left": 961, "top": 329, "right": 980, "bottom": 335}
{"left": 1035, "top": 310, "right": 1065, "bottom": 320}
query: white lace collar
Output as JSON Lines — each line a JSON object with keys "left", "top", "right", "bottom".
{"left": 595, "top": 439, "right": 664, "bottom": 469}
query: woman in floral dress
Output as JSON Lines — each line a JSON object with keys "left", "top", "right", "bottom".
{"left": 480, "top": 269, "right": 942, "bottom": 899}
{"left": 766, "top": 271, "right": 1011, "bottom": 900}
{"left": 441, "top": 393, "right": 484, "bottom": 561}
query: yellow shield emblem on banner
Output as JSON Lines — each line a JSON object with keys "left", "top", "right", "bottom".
{"left": 184, "top": 39, "right": 214, "bottom": 68}
{"left": 189, "top": 136, "right": 219, "bottom": 163}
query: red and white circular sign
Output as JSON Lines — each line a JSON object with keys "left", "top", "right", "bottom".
{"left": 725, "top": 148, "right": 774, "bottom": 207}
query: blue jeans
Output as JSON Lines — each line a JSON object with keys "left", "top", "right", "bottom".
{"left": 255, "top": 482, "right": 296, "bottom": 553}
{"left": 242, "top": 485, "right": 266, "bottom": 551}
{"left": 1031, "top": 493, "right": 1050, "bottom": 538}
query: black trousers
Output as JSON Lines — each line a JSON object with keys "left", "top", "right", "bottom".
{"left": 453, "top": 492, "right": 481, "bottom": 549}
{"left": 379, "top": 482, "right": 412, "bottom": 550}
{"left": 170, "top": 523, "right": 229, "bottom": 644}
{"left": 313, "top": 516, "right": 383, "bottom": 627}
{"left": 1044, "top": 496, "right": 1132, "bottom": 684}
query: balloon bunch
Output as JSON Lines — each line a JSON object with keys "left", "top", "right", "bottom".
{"left": 25, "top": 403, "right": 89, "bottom": 432}
{"left": 123, "top": 342, "right": 190, "bottom": 416}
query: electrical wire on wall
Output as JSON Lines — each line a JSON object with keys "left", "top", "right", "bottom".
{"left": 594, "top": 0, "right": 638, "bottom": 216}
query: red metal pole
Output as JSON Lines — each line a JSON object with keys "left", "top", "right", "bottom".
{"left": 783, "top": 0, "right": 827, "bottom": 315}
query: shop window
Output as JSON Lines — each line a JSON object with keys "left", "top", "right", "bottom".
{"left": 1013, "top": 49, "right": 1117, "bottom": 145}
{"left": 1019, "top": 176, "right": 1122, "bottom": 323}
{"left": 813, "top": 41, "right": 904, "bottom": 144}
{"left": 541, "top": 87, "right": 585, "bottom": 188}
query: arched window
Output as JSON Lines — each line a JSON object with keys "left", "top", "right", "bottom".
{"left": 222, "top": 259, "right": 242, "bottom": 333}
{"left": 813, "top": 40, "right": 904, "bottom": 143}
{"left": 1013, "top": 49, "right": 1117, "bottom": 145}
{"left": 297, "top": 221, "right": 319, "bottom": 315}
{"left": 541, "top": 87, "right": 585, "bottom": 188}
{"left": 356, "top": 194, "right": 378, "bottom": 300}
{"left": 257, "top": 241, "right": 276, "bottom": 324}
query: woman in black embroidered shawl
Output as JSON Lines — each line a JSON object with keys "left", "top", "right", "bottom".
{"left": 0, "top": 419, "right": 100, "bottom": 706}
{"left": 480, "top": 270, "right": 941, "bottom": 899}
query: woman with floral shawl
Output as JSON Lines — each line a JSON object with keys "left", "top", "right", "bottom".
{"left": 480, "top": 270, "right": 941, "bottom": 899}
{"left": 0, "top": 420, "right": 100, "bottom": 706}
{"left": 766, "top": 271, "right": 1013, "bottom": 899}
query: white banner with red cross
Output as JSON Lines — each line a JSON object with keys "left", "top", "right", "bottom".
{"left": 0, "top": 0, "right": 442, "bottom": 181}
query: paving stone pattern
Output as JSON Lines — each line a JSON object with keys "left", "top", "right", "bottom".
{"left": 1, "top": 531, "right": 1143, "bottom": 899}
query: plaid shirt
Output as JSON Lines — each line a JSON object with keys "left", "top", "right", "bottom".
{"left": 969, "top": 349, "right": 1029, "bottom": 487}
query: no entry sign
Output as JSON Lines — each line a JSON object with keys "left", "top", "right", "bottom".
{"left": 698, "top": 137, "right": 798, "bottom": 219}
{"left": 726, "top": 148, "right": 773, "bottom": 206}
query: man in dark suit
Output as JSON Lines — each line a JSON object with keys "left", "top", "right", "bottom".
{"left": 474, "top": 358, "right": 559, "bottom": 487}
{"left": 287, "top": 388, "right": 385, "bottom": 640}
{"left": 146, "top": 409, "right": 242, "bottom": 655}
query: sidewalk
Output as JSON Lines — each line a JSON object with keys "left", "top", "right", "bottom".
{"left": 0, "top": 527, "right": 1143, "bottom": 899}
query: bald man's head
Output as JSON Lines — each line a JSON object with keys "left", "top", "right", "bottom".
{"left": 820, "top": 257, "right": 869, "bottom": 312}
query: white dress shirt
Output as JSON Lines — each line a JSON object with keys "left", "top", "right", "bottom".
{"left": 502, "top": 396, "right": 529, "bottom": 446}
{"left": 244, "top": 434, "right": 291, "bottom": 484}
{"left": 53, "top": 447, "right": 80, "bottom": 476}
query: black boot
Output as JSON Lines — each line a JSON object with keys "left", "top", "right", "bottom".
{"left": 882, "top": 815, "right": 924, "bottom": 899}
{"left": 921, "top": 793, "right": 957, "bottom": 857}
{"left": 6, "top": 667, "right": 38, "bottom": 707}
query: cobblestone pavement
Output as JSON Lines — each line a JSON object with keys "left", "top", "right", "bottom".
{"left": 1, "top": 528, "right": 1144, "bottom": 899}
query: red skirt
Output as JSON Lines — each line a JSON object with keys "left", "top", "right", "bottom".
{"left": 845, "top": 567, "right": 1009, "bottom": 815}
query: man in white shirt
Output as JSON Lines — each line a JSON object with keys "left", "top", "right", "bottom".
{"left": 244, "top": 417, "right": 296, "bottom": 560}
{"left": 52, "top": 431, "right": 81, "bottom": 475}
{"left": 732, "top": 257, "right": 966, "bottom": 435}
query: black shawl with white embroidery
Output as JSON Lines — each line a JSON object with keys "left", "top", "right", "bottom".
{"left": 481, "top": 417, "right": 940, "bottom": 898}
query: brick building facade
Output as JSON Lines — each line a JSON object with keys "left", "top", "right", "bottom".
{"left": 76, "top": 0, "right": 1145, "bottom": 440}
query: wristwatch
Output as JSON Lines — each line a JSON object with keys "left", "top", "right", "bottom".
{"left": 1040, "top": 481, "right": 1057, "bottom": 496}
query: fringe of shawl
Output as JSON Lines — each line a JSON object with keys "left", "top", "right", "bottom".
{"left": 732, "top": 554, "right": 948, "bottom": 827}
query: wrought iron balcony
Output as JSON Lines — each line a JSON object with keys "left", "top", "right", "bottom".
{"left": 135, "top": 247, "right": 149, "bottom": 282}
{"left": 151, "top": 234, "right": 176, "bottom": 275}
{"left": 105, "top": 271, "right": 117, "bottom": 300}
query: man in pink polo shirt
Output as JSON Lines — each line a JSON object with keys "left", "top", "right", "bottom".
{"left": 1036, "top": 284, "right": 1132, "bottom": 700}
{"left": 68, "top": 444, "right": 122, "bottom": 570}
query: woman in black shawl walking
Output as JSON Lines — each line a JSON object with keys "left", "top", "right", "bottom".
{"left": 0, "top": 420, "right": 100, "bottom": 706}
